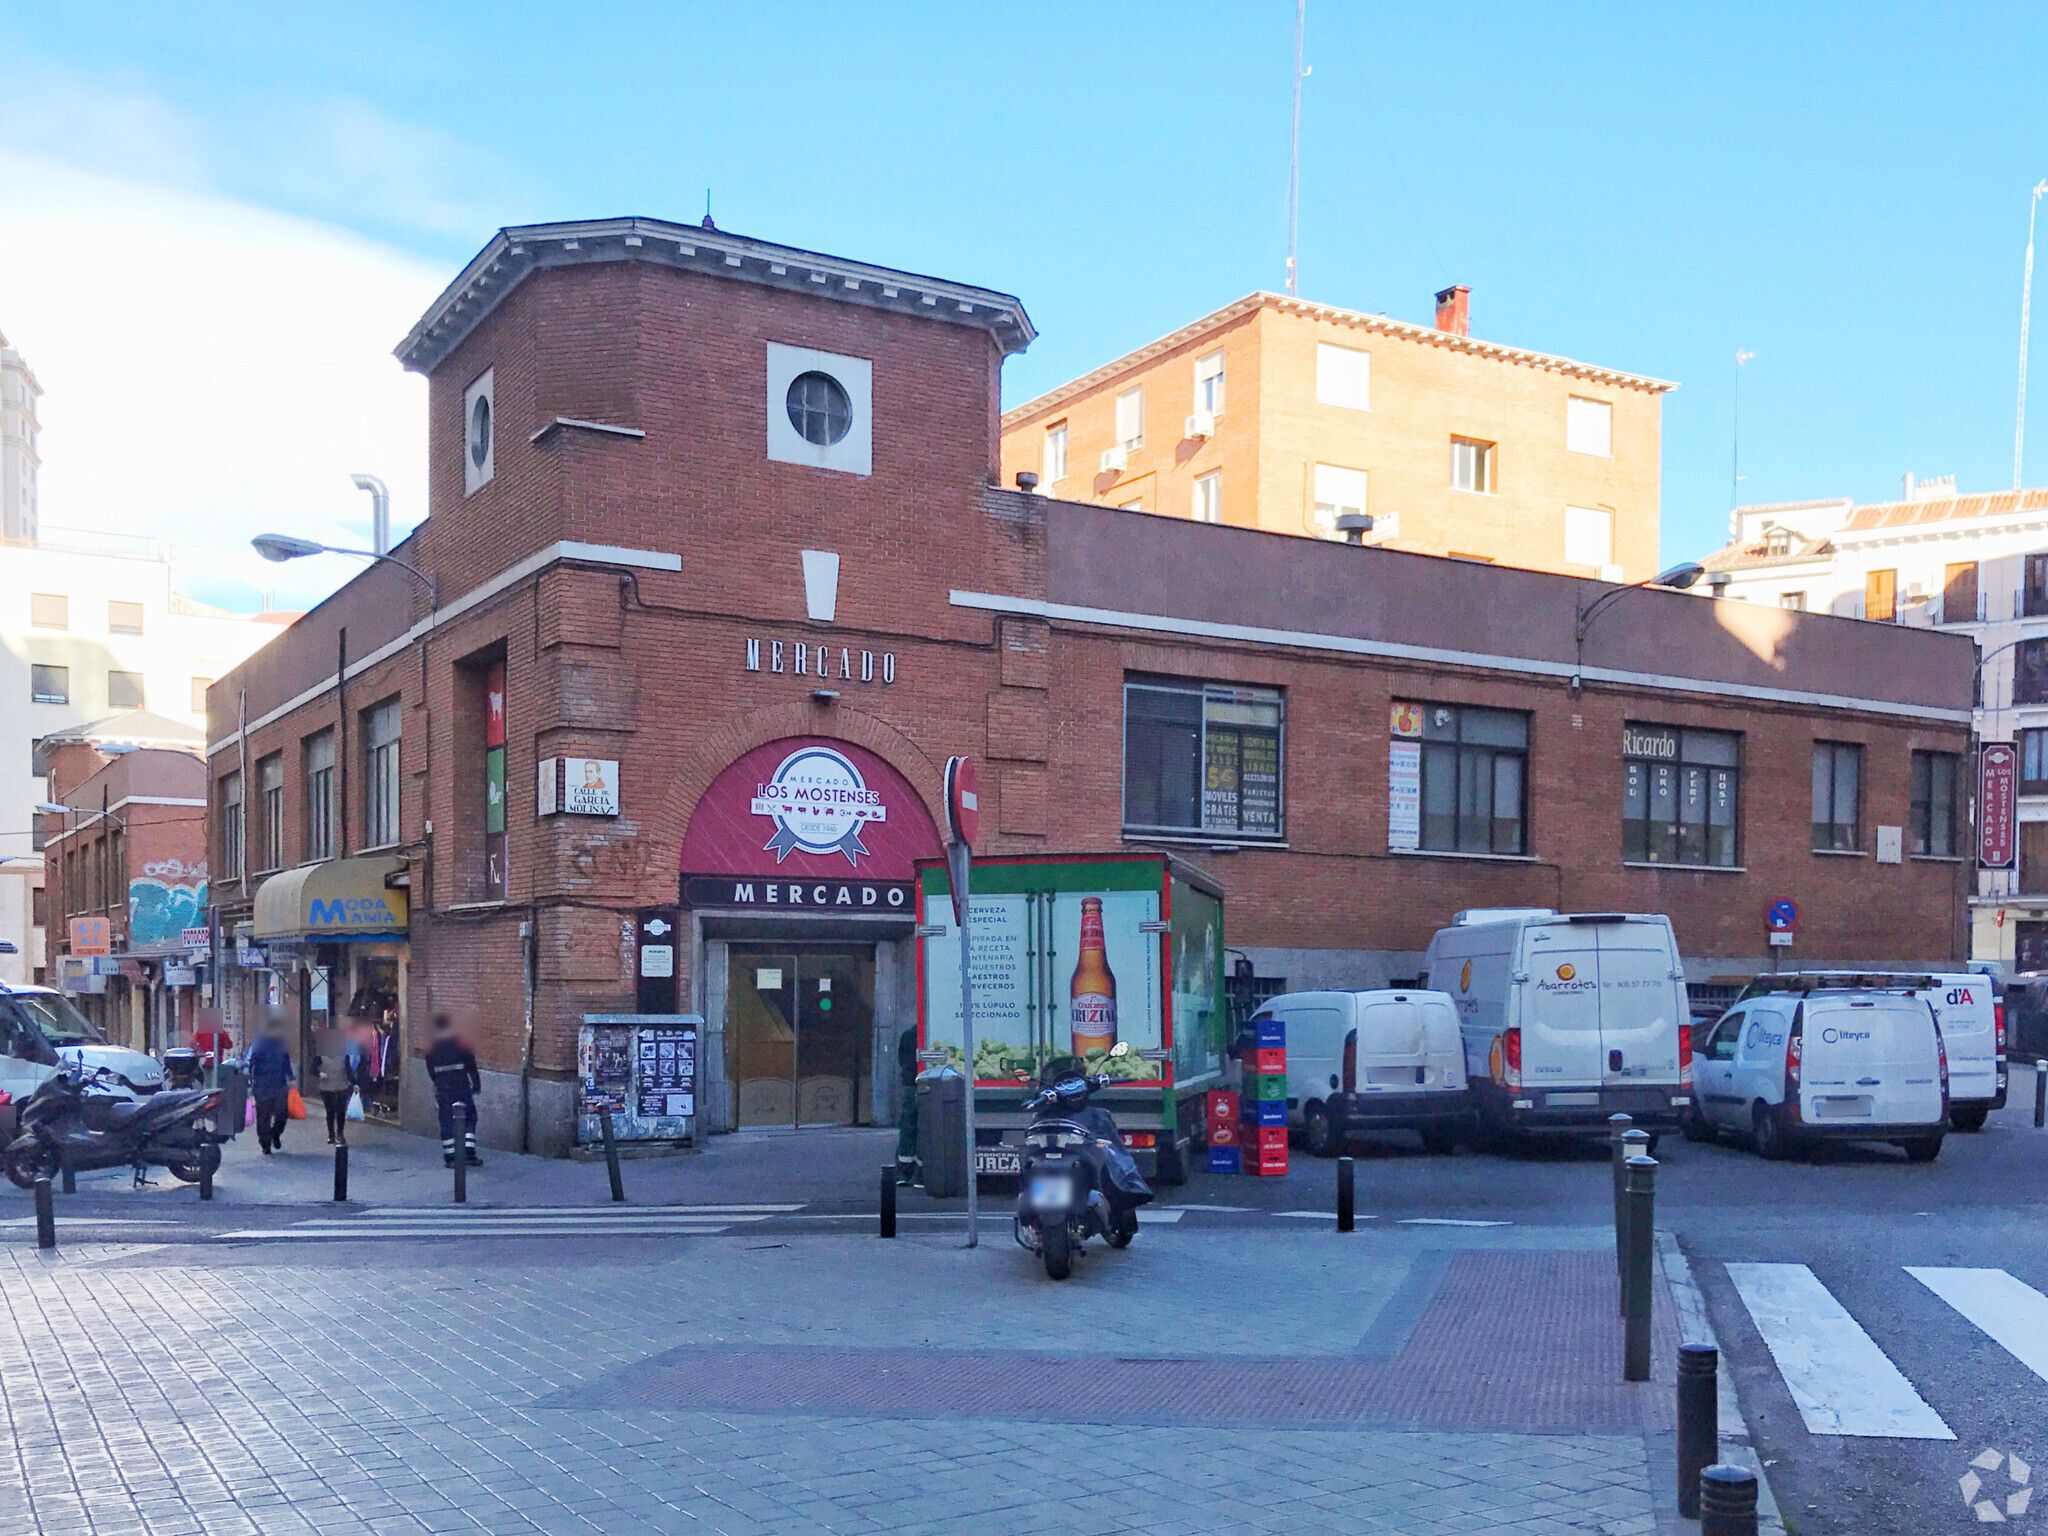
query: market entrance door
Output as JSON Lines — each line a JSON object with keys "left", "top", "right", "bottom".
{"left": 727, "top": 946, "right": 875, "bottom": 1128}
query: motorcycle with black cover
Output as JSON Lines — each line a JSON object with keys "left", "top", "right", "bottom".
{"left": 4, "top": 1069, "right": 225, "bottom": 1188}
{"left": 1013, "top": 1042, "right": 1153, "bottom": 1279}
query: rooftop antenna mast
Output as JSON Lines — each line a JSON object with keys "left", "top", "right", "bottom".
{"left": 1287, "top": 1, "right": 1307, "bottom": 297}
{"left": 1731, "top": 349, "right": 1754, "bottom": 526}
{"left": 2016, "top": 180, "right": 2048, "bottom": 489}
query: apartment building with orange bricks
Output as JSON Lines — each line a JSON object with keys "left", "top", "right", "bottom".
{"left": 998, "top": 286, "right": 1675, "bottom": 582}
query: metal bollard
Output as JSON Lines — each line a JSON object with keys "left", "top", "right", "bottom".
{"left": 453, "top": 1141, "right": 467, "bottom": 1204}
{"left": 600, "top": 1106, "right": 626, "bottom": 1203}
{"left": 60, "top": 1153, "right": 75, "bottom": 1196}
{"left": 199, "top": 1149, "right": 213, "bottom": 1202}
{"left": 1623, "top": 1153, "right": 1657, "bottom": 1382}
{"left": 1608, "top": 1114, "right": 1632, "bottom": 1271}
{"left": 1618, "top": 1128, "right": 1649, "bottom": 1312}
{"left": 2036, "top": 1060, "right": 2046, "bottom": 1129}
{"left": 334, "top": 1143, "right": 349, "bottom": 1202}
{"left": 33, "top": 1176, "right": 55, "bottom": 1250}
{"left": 1698, "top": 1462, "right": 1759, "bottom": 1536}
{"left": 1677, "top": 1343, "right": 1719, "bottom": 1518}
{"left": 1336, "top": 1155, "right": 1355, "bottom": 1232}
{"left": 879, "top": 1165, "right": 896, "bottom": 1239}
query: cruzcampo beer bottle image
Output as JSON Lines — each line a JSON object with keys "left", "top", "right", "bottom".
{"left": 1069, "top": 896, "right": 1119, "bottom": 1057}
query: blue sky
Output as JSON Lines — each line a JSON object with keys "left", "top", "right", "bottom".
{"left": 7, "top": 1, "right": 2048, "bottom": 603}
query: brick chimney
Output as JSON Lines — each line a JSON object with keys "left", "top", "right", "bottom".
{"left": 1434, "top": 285, "right": 1470, "bottom": 336}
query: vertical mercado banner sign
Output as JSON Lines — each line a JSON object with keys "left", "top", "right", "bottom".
{"left": 485, "top": 661, "right": 508, "bottom": 898}
{"left": 1979, "top": 741, "right": 2018, "bottom": 872}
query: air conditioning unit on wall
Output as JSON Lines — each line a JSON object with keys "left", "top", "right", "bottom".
{"left": 1184, "top": 411, "right": 1215, "bottom": 440}
{"left": 1099, "top": 446, "right": 1128, "bottom": 473}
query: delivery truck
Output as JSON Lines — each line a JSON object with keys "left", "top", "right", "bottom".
{"left": 916, "top": 851, "right": 1226, "bottom": 1185}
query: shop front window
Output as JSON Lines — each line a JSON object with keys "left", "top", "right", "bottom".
{"left": 1621, "top": 724, "right": 1740, "bottom": 866}
{"left": 1122, "top": 679, "right": 1283, "bottom": 840}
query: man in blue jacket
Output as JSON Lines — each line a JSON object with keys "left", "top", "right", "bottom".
{"left": 246, "top": 1020, "right": 294, "bottom": 1155}
{"left": 426, "top": 1013, "right": 483, "bottom": 1168}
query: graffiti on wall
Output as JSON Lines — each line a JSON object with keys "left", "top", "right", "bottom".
{"left": 129, "top": 868, "right": 208, "bottom": 951}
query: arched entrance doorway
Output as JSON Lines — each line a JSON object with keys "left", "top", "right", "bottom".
{"left": 678, "top": 737, "right": 942, "bottom": 1131}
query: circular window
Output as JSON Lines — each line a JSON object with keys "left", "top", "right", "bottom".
{"left": 785, "top": 371, "right": 852, "bottom": 447}
{"left": 469, "top": 395, "right": 492, "bottom": 470}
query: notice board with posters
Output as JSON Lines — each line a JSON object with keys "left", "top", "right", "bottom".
{"left": 577, "top": 1013, "right": 700, "bottom": 1144}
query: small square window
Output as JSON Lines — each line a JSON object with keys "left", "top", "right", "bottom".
{"left": 107, "top": 601, "right": 144, "bottom": 635}
{"left": 108, "top": 671, "right": 145, "bottom": 709}
{"left": 30, "top": 664, "right": 67, "bottom": 705}
{"left": 1193, "top": 471, "right": 1222, "bottom": 524}
{"left": 1115, "top": 387, "right": 1145, "bottom": 451}
{"left": 1567, "top": 395, "right": 1613, "bottom": 456}
{"left": 29, "top": 594, "right": 66, "bottom": 630}
{"left": 1564, "top": 506, "right": 1613, "bottom": 569}
{"left": 1450, "top": 437, "right": 1495, "bottom": 494}
{"left": 190, "top": 677, "right": 213, "bottom": 713}
{"left": 1311, "top": 464, "right": 1368, "bottom": 538}
{"left": 1316, "top": 344, "right": 1371, "bottom": 411}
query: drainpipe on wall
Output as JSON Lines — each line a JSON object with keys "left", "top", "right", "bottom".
{"left": 518, "top": 917, "right": 536, "bottom": 1153}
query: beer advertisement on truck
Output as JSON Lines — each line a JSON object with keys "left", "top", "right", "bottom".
{"left": 916, "top": 852, "right": 1226, "bottom": 1181}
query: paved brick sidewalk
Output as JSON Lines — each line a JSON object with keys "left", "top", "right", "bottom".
{"left": 0, "top": 1226, "right": 1680, "bottom": 1535}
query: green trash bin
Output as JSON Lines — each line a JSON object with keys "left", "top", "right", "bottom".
{"left": 918, "top": 1067, "right": 966, "bottom": 1198}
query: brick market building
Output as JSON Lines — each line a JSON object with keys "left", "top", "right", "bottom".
{"left": 205, "top": 217, "right": 1973, "bottom": 1157}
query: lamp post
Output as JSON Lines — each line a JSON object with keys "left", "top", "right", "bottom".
{"left": 1571, "top": 562, "right": 1707, "bottom": 695}
{"left": 252, "top": 533, "right": 437, "bottom": 610}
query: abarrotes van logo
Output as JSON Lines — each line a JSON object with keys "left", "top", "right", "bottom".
{"left": 1460, "top": 960, "right": 1473, "bottom": 994}
{"left": 750, "top": 746, "right": 888, "bottom": 866}
{"left": 1961, "top": 1448, "right": 2031, "bottom": 1521}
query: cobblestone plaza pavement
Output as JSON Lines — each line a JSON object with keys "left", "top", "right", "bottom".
{"left": 0, "top": 1218, "right": 1683, "bottom": 1536}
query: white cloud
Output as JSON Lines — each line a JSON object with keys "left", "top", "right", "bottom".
{"left": 0, "top": 150, "right": 445, "bottom": 612}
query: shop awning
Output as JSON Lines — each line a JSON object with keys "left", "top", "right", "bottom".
{"left": 254, "top": 856, "right": 409, "bottom": 940}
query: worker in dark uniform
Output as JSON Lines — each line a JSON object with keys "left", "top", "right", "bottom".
{"left": 425, "top": 1013, "right": 483, "bottom": 1168}
{"left": 895, "top": 1026, "right": 920, "bottom": 1185}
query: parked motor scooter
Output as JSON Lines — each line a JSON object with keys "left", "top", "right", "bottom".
{"left": 4, "top": 1068, "right": 226, "bottom": 1189}
{"left": 1014, "top": 1042, "right": 1153, "bottom": 1279}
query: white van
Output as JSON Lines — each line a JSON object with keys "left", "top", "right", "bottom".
{"left": 1689, "top": 980, "right": 1946, "bottom": 1160}
{"left": 1254, "top": 990, "right": 1469, "bottom": 1156}
{"left": 1424, "top": 910, "right": 1691, "bottom": 1144}
{"left": 0, "top": 984, "right": 166, "bottom": 1122}
{"left": 1735, "top": 972, "right": 2004, "bottom": 1131}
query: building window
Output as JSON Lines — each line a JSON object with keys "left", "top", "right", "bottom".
{"left": 2023, "top": 730, "right": 2048, "bottom": 793}
{"left": 1193, "top": 471, "right": 1222, "bottom": 524}
{"left": 30, "top": 886, "right": 45, "bottom": 928}
{"left": 463, "top": 368, "right": 495, "bottom": 495}
{"left": 363, "top": 697, "right": 401, "bottom": 849}
{"left": 2027, "top": 553, "right": 2048, "bottom": 618}
{"left": 1311, "top": 463, "right": 1367, "bottom": 537}
{"left": 1812, "top": 741, "right": 1862, "bottom": 852}
{"left": 1943, "top": 562, "right": 1979, "bottom": 625}
{"left": 1115, "top": 387, "right": 1145, "bottom": 451}
{"left": 107, "top": 601, "right": 144, "bottom": 635}
{"left": 29, "top": 594, "right": 66, "bottom": 630}
{"left": 29, "top": 664, "right": 67, "bottom": 705}
{"left": 1316, "top": 343, "right": 1371, "bottom": 410}
{"left": 1911, "top": 751, "right": 1959, "bottom": 857}
{"left": 305, "top": 730, "right": 335, "bottom": 862}
{"left": 221, "top": 770, "right": 244, "bottom": 879}
{"left": 1122, "top": 679, "right": 1283, "bottom": 839}
{"left": 2025, "top": 826, "right": 2048, "bottom": 896}
{"left": 256, "top": 753, "right": 284, "bottom": 872}
{"left": 1779, "top": 591, "right": 1807, "bottom": 611}
{"left": 1409, "top": 702, "right": 1528, "bottom": 856}
{"left": 1043, "top": 422, "right": 1068, "bottom": 485}
{"left": 1195, "top": 350, "right": 1225, "bottom": 418}
{"left": 1622, "top": 725, "right": 1739, "bottom": 867}
{"left": 108, "top": 670, "right": 145, "bottom": 709}
{"left": 1449, "top": 437, "right": 1495, "bottom": 494}
{"left": 1864, "top": 568, "right": 1897, "bottom": 623}
{"left": 786, "top": 371, "right": 853, "bottom": 446}
{"left": 1564, "top": 506, "right": 1613, "bottom": 569}
{"left": 1566, "top": 395, "right": 1612, "bottom": 456}
{"left": 2019, "top": 639, "right": 2048, "bottom": 705}
{"left": 1763, "top": 526, "right": 1793, "bottom": 556}
{"left": 190, "top": 677, "right": 212, "bottom": 713}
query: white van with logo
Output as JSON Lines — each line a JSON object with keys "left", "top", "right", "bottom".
{"left": 1254, "top": 990, "right": 1470, "bottom": 1156}
{"left": 1424, "top": 910, "right": 1691, "bottom": 1145}
{"left": 1689, "top": 981, "right": 1946, "bottom": 1160}
{"left": 1734, "top": 972, "right": 2003, "bottom": 1131}
{"left": 0, "top": 984, "right": 167, "bottom": 1128}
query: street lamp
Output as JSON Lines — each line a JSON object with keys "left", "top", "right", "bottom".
{"left": 253, "top": 533, "right": 437, "bottom": 609}
{"left": 1571, "top": 562, "right": 1706, "bottom": 695}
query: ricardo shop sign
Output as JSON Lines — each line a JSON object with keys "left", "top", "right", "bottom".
{"left": 1980, "top": 741, "right": 2019, "bottom": 871}
{"left": 679, "top": 737, "right": 941, "bottom": 910}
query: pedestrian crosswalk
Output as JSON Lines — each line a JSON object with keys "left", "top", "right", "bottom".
{"left": 1725, "top": 1260, "right": 2048, "bottom": 1441}
{"left": 224, "top": 1204, "right": 806, "bottom": 1241}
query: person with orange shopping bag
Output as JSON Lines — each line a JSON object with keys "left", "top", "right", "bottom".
{"left": 247, "top": 1018, "right": 296, "bottom": 1155}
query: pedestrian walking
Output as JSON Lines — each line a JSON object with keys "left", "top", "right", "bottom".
{"left": 247, "top": 1020, "right": 295, "bottom": 1155}
{"left": 426, "top": 1013, "right": 482, "bottom": 1169}
{"left": 311, "top": 1027, "right": 360, "bottom": 1147}
{"left": 895, "top": 1026, "right": 920, "bottom": 1186}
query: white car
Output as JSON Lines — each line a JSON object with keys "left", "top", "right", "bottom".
{"left": 1424, "top": 909, "right": 1691, "bottom": 1146}
{"left": 1255, "top": 989, "right": 1470, "bottom": 1156}
{"left": 1736, "top": 971, "right": 2004, "bottom": 1131}
{"left": 1688, "top": 979, "right": 1947, "bottom": 1161}
{"left": 0, "top": 984, "right": 167, "bottom": 1116}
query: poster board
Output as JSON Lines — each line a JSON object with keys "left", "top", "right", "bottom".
{"left": 578, "top": 1013, "right": 700, "bottom": 1143}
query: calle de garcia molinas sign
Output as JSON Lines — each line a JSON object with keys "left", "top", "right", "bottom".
{"left": 751, "top": 746, "right": 887, "bottom": 864}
